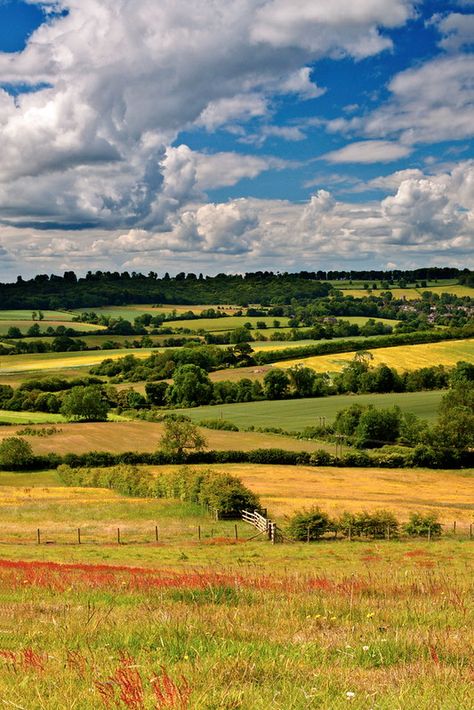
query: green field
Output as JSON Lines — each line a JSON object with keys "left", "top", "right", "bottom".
{"left": 0, "top": 410, "right": 66, "bottom": 424}
{"left": 176, "top": 390, "right": 445, "bottom": 430}
{"left": 167, "top": 315, "right": 290, "bottom": 332}
{"left": 71, "top": 304, "right": 240, "bottom": 320}
{"left": 0, "top": 309, "right": 75, "bottom": 322}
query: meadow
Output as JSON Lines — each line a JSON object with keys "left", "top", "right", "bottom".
{"left": 0, "top": 346, "right": 159, "bottom": 375}
{"left": 276, "top": 338, "right": 474, "bottom": 373}
{"left": 176, "top": 390, "right": 445, "bottom": 429}
{"left": 336, "top": 282, "right": 474, "bottom": 300}
{"left": 0, "top": 466, "right": 472, "bottom": 708}
{"left": 71, "top": 304, "right": 241, "bottom": 319}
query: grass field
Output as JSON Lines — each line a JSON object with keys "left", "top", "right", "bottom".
{"left": 276, "top": 338, "right": 474, "bottom": 373}
{"left": 71, "top": 304, "right": 241, "bottom": 319}
{"left": 167, "top": 315, "right": 290, "bottom": 332}
{"left": 0, "top": 319, "right": 105, "bottom": 335}
{"left": 0, "top": 310, "right": 75, "bottom": 322}
{"left": 0, "top": 466, "right": 472, "bottom": 708}
{"left": 176, "top": 390, "right": 445, "bottom": 429}
{"left": 0, "top": 420, "right": 336, "bottom": 455}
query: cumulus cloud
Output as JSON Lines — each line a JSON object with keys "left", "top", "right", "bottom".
{"left": 0, "top": 0, "right": 417, "bottom": 234}
{"left": 323, "top": 140, "right": 412, "bottom": 164}
{"left": 435, "top": 12, "right": 474, "bottom": 51}
{"left": 329, "top": 54, "right": 474, "bottom": 146}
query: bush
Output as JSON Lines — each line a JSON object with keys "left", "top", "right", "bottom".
{"left": 287, "top": 508, "right": 331, "bottom": 541}
{"left": 199, "top": 418, "right": 239, "bottom": 432}
{"left": 403, "top": 512, "right": 442, "bottom": 538}
{"left": 336, "top": 510, "right": 399, "bottom": 538}
{"left": 309, "top": 449, "right": 335, "bottom": 466}
{"left": 0, "top": 437, "right": 34, "bottom": 469}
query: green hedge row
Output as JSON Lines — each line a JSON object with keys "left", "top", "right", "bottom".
{"left": 4, "top": 445, "right": 472, "bottom": 472}
{"left": 57, "top": 463, "right": 261, "bottom": 518}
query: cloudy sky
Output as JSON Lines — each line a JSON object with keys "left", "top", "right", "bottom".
{"left": 0, "top": 0, "right": 473, "bottom": 279}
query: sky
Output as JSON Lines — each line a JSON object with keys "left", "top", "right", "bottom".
{"left": 0, "top": 0, "right": 473, "bottom": 280}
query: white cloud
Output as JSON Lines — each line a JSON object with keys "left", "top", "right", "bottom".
{"left": 252, "top": 0, "right": 414, "bottom": 57}
{"left": 435, "top": 12, "right": 474, "bottom": 51}
{"left": 330, "top": 54, "right": 474, "bottom": 146}
{"left": 0, "top": 0, "right": 418, "bottom": 235}
{"left": 323, "top": 140, "right": 412, "bottom": 164}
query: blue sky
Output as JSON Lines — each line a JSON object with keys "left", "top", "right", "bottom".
{"left": 0, "top": 0, "right": 472, "bottom": 278}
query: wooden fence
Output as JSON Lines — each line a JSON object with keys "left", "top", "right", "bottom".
{"left": 242, "top": 509, "right": 284, "bottom": 543}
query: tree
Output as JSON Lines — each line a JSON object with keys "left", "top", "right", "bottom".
{"left": 60, "top": 385, "right": 110, "bottom": 421}
{"left": 159, "top": 419, "right": 207, "bottom": 458}
{"left": 166, "top": 364, "right": 213, "bottom": 407}
{"left": 263, "top": 368, "right": 290, "bottom": 399}
{"left": 434, "top": 382, "right": 474, "bottom": 450}
{"left": 288, "top": 365, "right": 316, "bottom": 397}
{"left": 0, "top": 437, "right": 33, "bottom": 469}
{"left": 145, "top": 381, "right": 169, "bottom": 406}
{"left": 353, "top": 406, "right": 401, "bottom": 448}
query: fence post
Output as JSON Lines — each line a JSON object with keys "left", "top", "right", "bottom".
{"left": 470, "top": 523, "right": 473, "bottom": 541}
{"left": 198, "top": 525, "right": 201, "bottom": 541}
{"left": 234, "top": 524, "right": 238, "bottom": 541}
{"left": 428, "top": 526, "right": 431, "bottom": 542}
{"left": 37, "top": 529, "right": 41, "bottom": 545}
{"left": 77, "top": 528, "right": 81, "bottom": 545}
{"left": 117, "top": 528, "right": 121, "bottom": 545}
{"left": 453, "top": 521, "right": 456, "bottom": 535}
{"left": 155, "top": 526, "right": 159, "bottom": 543}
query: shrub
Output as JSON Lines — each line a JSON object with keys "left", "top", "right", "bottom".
{"left": 286, "top": 507, "right": 331, "bottom": 541}
{"left": 309, "top": 449, "right": 335, "bottom": 466}
{"left": 0, "top": 437, "right": 34, "bottom": 469}
{"left": 336, "top": 510, "right": 399, "bottom": 538}
{"left": 403, "top": 512, "right": 442, "bottom": 538}
{"left": 198, "top": 418, "right": 239, "bottom": 432}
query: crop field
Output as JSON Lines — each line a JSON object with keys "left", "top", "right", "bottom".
{"left": 0, "top": 420, "right": 336, "bottom": 455}
{"left": 0, "top": 319, "right": 105, "bottom": 335}
{"left": 339, "top": 284, "right": 474, "bottom": 300}
{"left": 276, "top": 338, "right": 474, "bottom": 373}
{"left": 0, "top": 466, "right": 472, "bottom": 708}
{"left": 176, "top": 389, "right": 445, "bottom": 429}
{"left": 0, "top": 309, "right": 76, "bottom": 322}
{"left": 251, "top": 334, "right": 392, "bottom": 352}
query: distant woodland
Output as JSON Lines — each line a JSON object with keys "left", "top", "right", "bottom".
{"left": 0, "top": 267, "right": 471, "bottom": 309}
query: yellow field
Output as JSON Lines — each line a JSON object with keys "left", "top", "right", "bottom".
{"left": 340, "top": 284, "right": 474, "bottom": 300}
{"left": 151, "top": 463, "right": 474, "bottom": 524}
{"left": 0, "top": 420, "right": 335, "bottom": 455}
{"left": 276, "top": 338, "right": 474, "bottom": 373}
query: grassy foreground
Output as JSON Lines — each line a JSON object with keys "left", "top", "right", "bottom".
{"left": 0, "top": 471, "right": 473, "bottom": 708}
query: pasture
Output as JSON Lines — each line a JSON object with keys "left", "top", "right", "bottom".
{"left": 166, "top": 315, "right": 290, "bottom": 332}
{"left": 146, "top": 462, "right": 474, "bottom": 523}
{"left": 176, "top": 389, "right": 445, "bottom": 429}
{"left": 276, "top": 338, "right": 474, "bottom": 373}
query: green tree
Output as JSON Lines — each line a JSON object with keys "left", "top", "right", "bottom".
{"left": 60, "top": 385, "right": 110, "bottom": 422}
{"left": 434, "top": 382, "right": 474, "bottom": 450}
{"left": 353, "top": 406, "right": 402, "bottom": 448}
{"left": 288, "top": 364, "right": 316, "bottom": 397}
{"left": 263, "top": 368, "right": 290, "bottom": 399}
{"left": 166, "top": 364, "right": 213, "bottom": 407}
{"left": 159, "top": 419, "right": 207, "bottom": 458}
{"left": 0, "top": 437, "right": 34, "bottom": 469}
